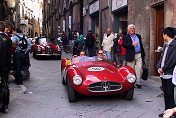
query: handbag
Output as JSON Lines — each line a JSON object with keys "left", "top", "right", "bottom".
{"left": 141, "top": 62, "right": 148, "bottom": 80}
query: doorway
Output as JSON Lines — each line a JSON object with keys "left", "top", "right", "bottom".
{"left": 154, "top": 4, "right": 164, "bottom": 75}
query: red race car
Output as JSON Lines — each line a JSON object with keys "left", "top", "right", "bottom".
{"left": 61, "top": 56, "right": 136, "bottom": 102}
{"left": 33, "top": 37, "right": 61, "bottom": 59}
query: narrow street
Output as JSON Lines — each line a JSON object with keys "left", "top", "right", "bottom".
{"left": 0, "top": 53, "right": 167, "bottom": 118}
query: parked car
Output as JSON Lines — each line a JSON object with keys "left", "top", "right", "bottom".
{"left": 61, "top": 56, "right": 136, "bottom": 102}
{"left": 33, "top": 37, "right": 62, "bottom": 59}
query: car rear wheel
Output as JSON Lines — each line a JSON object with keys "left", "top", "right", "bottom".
{"left": 67, "top": 76, "right": 77, "bottom": 102}
{"left": 124, "top": 87, "right": 134, "bottom": 100}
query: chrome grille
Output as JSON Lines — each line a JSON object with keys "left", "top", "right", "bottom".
{"left": 46, "top": 47, "right": 53, "bottom": 54}
{"left": 88, "top": 81, "right": 122, "bottom": 92}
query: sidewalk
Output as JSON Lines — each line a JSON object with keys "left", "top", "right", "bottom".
{"left": 8, "top": 75, "right": 27, "bottom": 102}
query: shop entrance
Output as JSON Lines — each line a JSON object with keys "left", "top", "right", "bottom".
{"left": 154, "top": 4, "right": 164, "bottom": 75}
{"left": 114, "top": 7, "right": 128, "bottom": 33}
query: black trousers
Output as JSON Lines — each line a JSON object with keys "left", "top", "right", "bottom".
{"left": 0, "top": 73, "right": 9, "bottom": 108}
{"left": 88, "top": 47, "right": 94, "bottom": 57}
{"left": 161, "top": 78, "right": 175, "bottom": 110}
{"left": 13, "top": 51, "right": 25, "bottom": 85}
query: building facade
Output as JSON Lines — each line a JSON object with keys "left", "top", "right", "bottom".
{"left": 43, "top": 0, "right": 176, "bottom": 75}
{"left": 14, "top": 0, "right": 43, "bottom": 37}
{"left": 43, "top": 0, "right": 83, "bottom": 39}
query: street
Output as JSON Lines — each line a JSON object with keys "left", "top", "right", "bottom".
{"left": 0, "top": 53, "right": 166, "bottom": 118}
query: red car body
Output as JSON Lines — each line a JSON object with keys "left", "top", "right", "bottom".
{"left": 61, "top": 57, "right": 136, "bottom": 102}
{"left": 33, "top": 37, "right": 61, "bottom": 59}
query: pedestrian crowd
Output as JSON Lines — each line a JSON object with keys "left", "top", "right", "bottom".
{"left": 63, "top": 26, "right": 176, "bottom": 118}
{"left": 0, "top": 20, "right": 31, "bottom": 114}
{"left": 1, "top": 19, "right": 176, "bottom": 118}
{"left": 63, "top": 24, "right": 145, "bottom": 89}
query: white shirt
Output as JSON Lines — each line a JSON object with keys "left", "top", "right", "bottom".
{"left": 101, "top": 33, "right": 114, "bottom": 52}
{"left": 172, "top": 66, "right": 176, "bottom": 85}
{"left": 160, "top": 39, "right": 174, "bottom": 79}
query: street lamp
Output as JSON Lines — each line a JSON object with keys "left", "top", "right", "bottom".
{"left": 6, "top": 0, "right": 15, "bottom": 8}
{"left": 6, "top": 0, "right": 16, "bottom": 22}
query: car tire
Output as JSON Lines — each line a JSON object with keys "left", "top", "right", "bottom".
{"left": 61, "top": 63, "right": 66, "bottom": 85}
{"left": 67, "top": 76, "right": 77, "bottom": 102}
{"left": 33, "top": 52, "right": 36, "bottom": 58}
{"left": 21, "top": 67, "right": 29, "bottom": 80}
{"left": 124, "top": 86, "right": 134, "bottom": 100}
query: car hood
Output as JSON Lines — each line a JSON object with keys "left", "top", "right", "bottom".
{"left": 75, "top": 61, "right": 125, "bottom": 82}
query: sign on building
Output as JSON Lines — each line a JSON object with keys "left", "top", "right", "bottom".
{"left": 63, "top": 20, "right": 65, "bottom": 32}
{"left": 112, "top": 0, "right": 127, "bottom": 12}
{"left": 69, "top": 16, "right": 72, "bottom": 29}
{"left": 89, "top": 0, "right": 99, "bottom": 15}
{"left": 83, "top": 7, "right": 86, "bottom": 16}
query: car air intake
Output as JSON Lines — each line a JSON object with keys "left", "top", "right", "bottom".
{"left": 88, "top": 81, "right": 122, "bottom": 92}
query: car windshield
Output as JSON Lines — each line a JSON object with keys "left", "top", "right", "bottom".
{"left": 72, "top": 56, "right": 112, "bottom": 64}
{"left": 39, "top": 38, "right": 55, "bottom": 45}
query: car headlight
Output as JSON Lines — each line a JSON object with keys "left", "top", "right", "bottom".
{"left": 73, "top": 75, "right": 82, "bottom": 86}
{"left": 37, "top": 47, "right": 41, "bottom": 52}
{"left": 58, "top": 47, "right": 61, "bottom": 51}
{"left": 127, "top": 73, "right": 136, "bottom": 84}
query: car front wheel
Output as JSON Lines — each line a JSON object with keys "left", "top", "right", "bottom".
{"left": 67, "top": 76, "right": 77, "bottom": 102}
{"left": 124, "top": 86, "right": 134, "bottom": 100}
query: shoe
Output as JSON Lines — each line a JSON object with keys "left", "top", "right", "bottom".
{"left": 136, "top": 84, "right": 142, "bottom": 89}
{"left": 0, "top": 106, "right": 9, "bottom": 114}
{"left": 19, "top": 85, "right": 27, "bottom": 92}
{"left": 158, "top": 113, "right": 164, "bottom": 117}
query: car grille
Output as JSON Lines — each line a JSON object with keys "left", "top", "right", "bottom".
{"left": 88, "top": 81, "right": 122, "bottom": 92}
{"left": 46, "top": 47, "right": 53, "bottom": 54}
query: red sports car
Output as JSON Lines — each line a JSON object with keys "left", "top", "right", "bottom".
{"left": 33, "top": 37, "right": 61, "bottom": 59}
{"left": 61, "top": 56, "right": 136, "bottom": 102}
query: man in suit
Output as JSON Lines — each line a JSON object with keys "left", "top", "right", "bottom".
{"left": 156, "top": 27, "right": 176, "bottom": 117}
{"left": 122, "top": 24, "right": 145, "bottom": 89}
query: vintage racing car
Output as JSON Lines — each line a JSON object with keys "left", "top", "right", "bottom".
{"left": 61, "top": 56, "right": 136, "bottom": 102}
{"left": 33, "top": 37, "right": 61, "bottom": 59}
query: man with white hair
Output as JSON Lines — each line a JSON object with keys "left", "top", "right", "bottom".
{"left": 122, "top": 24, "right": 145, "bottom": 89}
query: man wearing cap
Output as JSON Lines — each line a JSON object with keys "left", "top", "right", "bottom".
{"left": 122, "top": 24, "right": 145, "bottom": 89}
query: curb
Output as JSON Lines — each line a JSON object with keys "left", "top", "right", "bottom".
{"left": 8, "top": 75, "right": 27, "bottom": 102}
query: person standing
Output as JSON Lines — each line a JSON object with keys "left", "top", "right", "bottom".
{"left": 0, "top": 21, "right": 12, "bottom": 113}
{"left": 85, "top": 30, "right": 95, "bottom": 57}
{"left": 77, "top": 31, "right": 84, "bottom": 53}
{"left": 68, "top": 28, "right": 72, "bottom": 45}
{"left": 61, "top": 31, "right": 67, "bottom": 52}
{"left": 102, "top": 28, "right": 114, "bottom": 59}
{"left": 112, "top": 32, "right": 119, "bottom": 63}
{"left": 156, "top": 27, "right": 176, "bottom": 117}
{"left": 118, "top": 30, "right": 127, "bottom": 66}
{"left": 122, "top": 24, "right": 145, "bottom": 89}
{"left": 11, "top": 27, "right": 31, "bottom": 85}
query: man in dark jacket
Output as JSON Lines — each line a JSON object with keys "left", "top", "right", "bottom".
{"left": 85, "top": 30, "right": 95, "bottom": 57}
{"left": 122, "top": 24, "right": 145, "bottom": 89}
{"left": 61, "top": 31, "right": 67, "bottom": 52}
{"left": 156, "top": 27, "right": 176, "bottom": 117}
{"left": 0, "top": 21, "right": 12, "bottom": 113}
